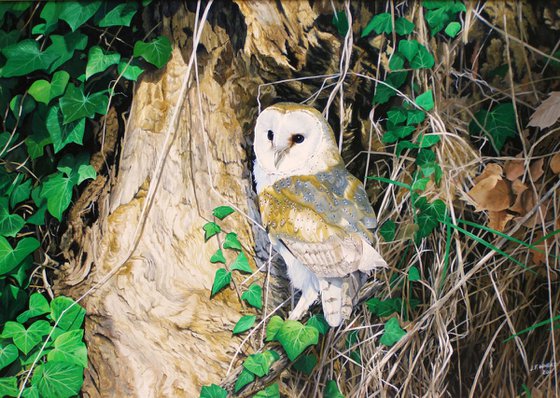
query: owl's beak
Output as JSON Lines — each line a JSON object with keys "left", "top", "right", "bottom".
{"left": 273, "top": 146, "right": 290, "bottom": 168}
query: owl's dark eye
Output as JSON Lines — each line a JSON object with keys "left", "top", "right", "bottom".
{"left": 267, "top": 130, "right": 274, "bottom": 141}
{"left": 292, "top": 134, "right": 305, "bottom": 144}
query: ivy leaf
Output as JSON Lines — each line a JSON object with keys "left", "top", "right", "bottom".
{"left": 417, "top": 134, "right": 440, "bottom": 148}
{"left": 233, "top": 315, "right": 256, "bottom": 335}
{"left": 117, "top": 59, "right": 144, "bottom": 81}
{"left": 389, "top": 52, "right": 405, "bottom": 71}
{"left": 133, "top": 36, "right": 172, "bottom": 68}
{"left": 0, "top": 40, "right": 58, "bottom": 78}
{"left": 230, "top": 252, "right": 252, "bottom": 274}
{"left": 59, "top": 84, "right": 108, "bottom": 124}
{"left": 366, "top": 297, "right": 403, "bottom": 317}
{"left": 0, "top": 377, "right": 18, "bottom": 397}
{"left": 254, "top": 383, "right": 280, "bottom": 398}
{"left": 416, "top": 150, "right": 442, "bottom": 184}
{"left": 469, "top": 102, "right": 517, "bottom": 153}
{"left": 408, "top": 266, "right": 421, "bottom": 281}
{"left": 28, "top": 71, "right": 70, "bottom": 105}
{"left": 0, "top": 236, "right": 40, "bottom": 275}
{"left": 203, "top": 222, "right": 221, "bottom": 241}
{"left": 415, "top": 89, "right": 434, "bottom": 111}
{"left": 199, "top": 384, "right": 227, "bottom": 398}
{"left": 415, "top": 197, "right": 446, "bottom": 239}
{"left": 44, "top": 32, "right": 88, "bottom": 72}
{"left": 362, "top": 12, "right": 392, "bottom": 37}
{"left": 40, "top": 172, "right": 74, "bottom": 221}
{"left": 233, "top": 369, "right": 255, "bottom": 393}
{"left": 21, "top": 386, "right": 40, "bottom": 398}
{"left": 412, "top": 177, "right": 430, "bottom": 191}
{"left": 47, "top": 329, "right": 88, "bottom": 368}
{"left": 410, "top": 44, "right": 435, "bottom": 69}
{"left": 306, "top": 314, "right": 329, "bottom": 335}
{"left": 17, "top": 293, "right": 50, "bottom": 323}
{"left": 292, "top": 354, "right": 318, "bottom": 375}
{"left": 85, "top": 46, "right": 121, "bottom": 80}
{"left": 276, "top": 320, "right": 319, "bottom": 361}
{"left": 379, "top": 220, "right": 396, "bottom": 241}
{"left": 331, "top": 10, "right": 349, "bottom": 37}
{"left": 395, "top": 17, "right": 415, "bottom": 35}
{"left": 58, "top": 0, "right": 102, "bottom": 31}
{"left": 395, "top": 140, "right": 418, "bottom": 157}
{"left": 243, "top": 350, "right": 279, "bottom": 377}
{"left": 31, "top": 362, "right": 84, "bottom": 398}
{"left": 212, "top": 205, "right": 235, "bottom": 220}
{"left": 46, "top": 105, "right": 86, "bottom": 153}
{"left": 397, "top": 39, "right": 419, "bottom": 62}
{"left": 97, "top": 2, "right": 138, "bottom": 27}
{"left": 210, "top": 268, "right": 231, "bottom": 297}
{"left": 324, "top": 380, "right": 345, "bottom": 398}
{"left": 445, "top": 21, "right": 461, "bottom": 37}
{"left": 373, "top": 71, "right": 408, "bottom": 105}
{"left": 50, "top": 296, "right": 86, "bottom": 331}
{"left": 1, "top": 320, "right": 50, "bottom": 355}
{"left": 265, "top": 315, "right": 284, "bottom": 342}
{"left": 209, "top": 249, "right": 226, "bottom": 264}
{"left": 223, "top": 232, "right": 242, "bottom": 251}
{"left": 0, "top": 197, "right": 24, "bottom": 237}
{"left": 379, "top": 317, "right": 406, "bottom": 346}
{"left": 387, "top": 108, "right": 407, "bottom": 125}
{"left": 407, "top": 109, "right": 426, "bottom": 125}
{"left": 241, "top": 284, "right": 262, "bottom": 309}
{"left": 0, "top": 344, "right": 18, "bottom": 371}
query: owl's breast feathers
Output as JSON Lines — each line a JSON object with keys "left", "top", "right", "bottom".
{"left": 258, "top": 166, "right": 379, "bottom": 277}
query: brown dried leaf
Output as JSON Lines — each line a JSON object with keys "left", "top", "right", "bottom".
{"left": 511, "top": 179, "right": 528, "bottom": 195}
{"left": 488, "top": 211, "right": 514, "bottom": 232}
{"left": 527, "top": 91, "right": 560, "bottom": 129}
{"left": 468, "top": 176, "right": 511, "bottom": 212}
{"left": 504, "top": 157, "right": 525, "bottom": 181}
{"left": 474, "top": 163, "right": 503, "bottom": 184}
{"left": 550, "top": 153, "right": 560, "bottom": 174}
{"left": 529, "top": 158, "right": 544, "bottom": 182}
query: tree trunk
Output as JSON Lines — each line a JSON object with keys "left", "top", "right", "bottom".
{"left": 56, "top": 1, "right": 352, "bottom": 396}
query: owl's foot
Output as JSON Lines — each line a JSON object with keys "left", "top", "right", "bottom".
{"left": 289, "top": 289, "right": 319, "bottom": 321}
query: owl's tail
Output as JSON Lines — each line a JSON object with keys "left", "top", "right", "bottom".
{"left": 319, "top": 273, "right": 362, "bottom": 327}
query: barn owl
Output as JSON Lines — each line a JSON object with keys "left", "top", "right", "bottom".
{"left": 253, "top": 102, "right": 388, "bottom": 327}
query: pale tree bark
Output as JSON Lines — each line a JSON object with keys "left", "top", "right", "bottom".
{"left": 54, "top": 1, "right": 357, "bottom": 396}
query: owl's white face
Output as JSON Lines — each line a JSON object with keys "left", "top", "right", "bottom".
{"left": 254, "top": 103, "right": 341, "bottom": 177}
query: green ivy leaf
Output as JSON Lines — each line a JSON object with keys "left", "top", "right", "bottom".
{"left": 199, "top": 384, "right": 227, "bottom": 398}
{"left": 406, "top": 109, "right": 426, "bottom": 125}
{"left": 212, "top": 205, "right": 235, "bottom": 220}
{"left": 0, "top": 377, "right": 18, "bottom": 397}
{"left": 306, "top": 314, "right": 329, "bottom": 335}
{"left": 209, "top": 249, "right": 226, "bottom": 264}
{"left": 445, "top": 21, "right": 461, "bottom": 37}
{"left": 292, "top": 354, "right": 317, "bottom": 375}
{"left": 21, "top": 386, "right": 40, "bottom": 398}
{"left": 28, "top": 71, "right": 70, "bottom": 105}
{"left": 415, "top": 89, "right": 434, "bottom": 111}
{"left": 203, "top": 222, "right": 221, "bottom": 241}
{"left": 276, "top": 320, "right": 319, "bottom": 361}
{"left": 46, "top": 105, "right": 86, "bottom": 153}
{"left": 415, "top": 197, "right": 446, "bottom": 239}
{"left": 58, "top": 0, "right": 102, "bottom": 31}
{"left": 265, "top": 315, "right": 284, "bottom": 342}
{"left": 97, "top": 2, "right": 138, "bottom": 27}
{"left": 373, "top": 72, "right": 407, "bottom": 105}
{"left": 408, "top": 266, "right": 421, "bottom": 281}
{"left": 117, "top": 59, "right": 144, "bottom": 81}
{"left": 0, "top": 344, "right": 18, "bottom": 371}
{"left": 47, "top": 329, "right": 87, "bottom": 368}
{"left": 230, "top": 251, "right": 252, "bottom": 274}
{"left": 223, "top": 232, "right": 242, "bottom": 251}
{"left": 1, "top": 320, "right": 50, "bottom": 355}
{"left": 243, "top": 350, "right": 279, "bottom": 377}
{"left": 133, "top": 36, "right": 172, "bottom": 69}
{"left": 59, "top": 84, "right": 108, "bottom": 124}
{"left": 85, "top": 46, "right": 121, "bottom": 80}
{"left": 233, "top": 315, "right": 256, "bottom": 335}
{"left": 233, "top": 368, "right": 255, "bottom": 393}
{"left": 366, "top": 297, "right": 403, "bottom": 317}
{"left": 0, "top": 197, "right": 24, "bottom": 237}
{"left": 417, "top": 134, "right": 440, "bottom": 148}
{"left": 379, "top": 317, "right": 406, "bottom": 346}
{"left": 17, "top": 293, "right": 50, "bottom": 323}
{"left": 210, "top": 268, "right": 231, "bottom": 297}
{"left": 324, "top": 380, "right": 345, "bottom": 398}
{"left": 40, "top": 172, "right": 74, "bottom": 221}
{"left": 395, "top": 17, "right": 415, "bottom": 35}
{"left": 241, "top": 284, "right": 262, "bottom": 309}
{"left": 410, "top": 44, "right": 435, "bottom": 69}
{"left": 389, "top": 52, "right": 405, "bottom": 71}
{"left": 469, "top": 102, "right": 517, "bottom": 153}
{"left": 50, "top": 296, "right": 86, "bottom": 331}
{"left": 0, "top": 39, "right": 58, "bottom": 78}
{"left": 379, "top": 220, "right": 396, "bottom": 242}
{"left": 362, "top": 12, "right": 392, "bottom": 37}
{"left": 31, "top": 361, "right": 84, "bottom": 398}
{"left": 332, "top": 11, "right": 349, "bottom": 37}
{"left": 412, "top": 177, "right": 430, "bottom": 191}
{"left": 44, "top": 32, "right": 88, "bottom": 72}
{"left": 10, "top": 94, "right": 36, "bottom": 120}
{"left": 254, "top": 383, "right": 280, "bottom": 398}
{"left": 397, "top": 39, "right": 419, "bottom": 62}
{"left": 0, "top": 236, "right": 40, "bottom": 275}
{"left": 395, "top": 140, "right": 418, "bottom": 157}
{"left": 387, "top": 108, "right": 407, "bottom": 125}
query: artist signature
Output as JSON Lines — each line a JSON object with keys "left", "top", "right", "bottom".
{"left": 531, "top": 362, "right": 558, "bottom": 375}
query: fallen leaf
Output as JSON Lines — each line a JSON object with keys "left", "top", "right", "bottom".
{"left": 511, "top": 179, "right": 527, "bottom": 195}
{"left": 504, "top": 156, "right": 525, "bottom": 181}
{"left": 468, "top": 176, "right": 511, "bottom": 212}
{"left": 528, "top": 91, "right": 560, "bottom": 129}
{"left": 488, "top": 211, "right": 514, "bottom": 232}
{"left": 529, "top": 158, "right": 544, "bottom": 182}
{"left": 474, "top": 163, "right": 503, "bottom": 184}
{"left": 550, "top": 153, "right": 560, "bottom": 174}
